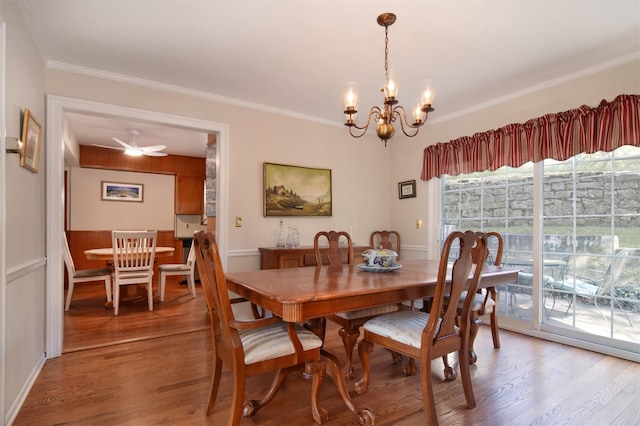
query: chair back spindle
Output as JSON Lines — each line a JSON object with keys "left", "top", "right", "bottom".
{"left": 314, "top": 230, "right": 354, "bottom": 266}
{"left": 370, "top": 230, "right": 401, "bottom": 258}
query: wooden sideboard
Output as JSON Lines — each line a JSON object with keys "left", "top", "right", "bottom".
{"left": 259, "top": 245, "right": 371, "bottom": 270}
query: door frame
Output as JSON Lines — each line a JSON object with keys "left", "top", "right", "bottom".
{"left": 45, "top": 95, "right": 229, "bottom": 358}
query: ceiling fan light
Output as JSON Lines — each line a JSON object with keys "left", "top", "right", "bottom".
{"left": 125, "top": 148, "right": 143, "bottom": 156}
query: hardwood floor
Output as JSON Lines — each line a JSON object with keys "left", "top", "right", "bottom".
{"left": 62, "top": 279, "right": 209, "bottom": 353}
{"left": 14, "top": 281, "right": 640, "bottom": 425}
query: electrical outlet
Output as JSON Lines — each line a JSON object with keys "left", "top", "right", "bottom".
{"left": 235, "top": 216, "right": 243, "bottom": 227}
{"left": 416, "top": 219, "right": 422, "bottom": 229}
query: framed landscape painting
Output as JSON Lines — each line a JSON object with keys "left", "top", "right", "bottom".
{"left": 264, "top": 163, "right": 332, "bottom": 217}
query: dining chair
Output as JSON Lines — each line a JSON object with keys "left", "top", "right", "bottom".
{"left": 62, "top": 232, "right": 112, "bottom": 311}
{"left": 193, "top": 231, "right": 326, "bottom": 425}
{"left": 355, "top": 230, "right": 488, "bottom": 425}
{"left": 111, "top": 230, "right": 157, "bottom": 315}
{"left": 314, "top": 230, "right": 399, "bottom": 380}
{"left": 158, "top": 237, "right": 196, "bottom": 302}
{"left": 370, "top": 230, "right": 401, "bottom": 258}
{"left": 463, "top": 230, "right": 504, "bottom": 361}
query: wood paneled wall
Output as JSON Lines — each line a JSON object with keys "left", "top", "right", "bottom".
{"left": 79, "top": 145, "right": 205, "bottom": 177}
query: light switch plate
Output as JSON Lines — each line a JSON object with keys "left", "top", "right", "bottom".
{"left": 235, "top": 216, "right": 243, "bottom": 227}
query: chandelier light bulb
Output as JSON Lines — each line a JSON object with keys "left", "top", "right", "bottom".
{"left": 343, "top": 82, "right": 359, "bottom": 110}
{"left": 413, "top": 104, "right": 423, "bottom": 124}
{"left": 421, "top": 79, "right": 436, "bottom": 107}
{"left": 384, "top": 70, "right": 399, "bottom": 100}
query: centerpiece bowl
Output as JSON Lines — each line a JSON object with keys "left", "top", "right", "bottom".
{"left": 361, "top": 248, "right": 398, "bottom": 268}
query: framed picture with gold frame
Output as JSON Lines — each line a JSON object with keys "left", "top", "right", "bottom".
{"left": 264, "top": 162, "right": 332, "bottom": 216}
{"left": 20, "top": 108, "right": 43, "bottom": 173}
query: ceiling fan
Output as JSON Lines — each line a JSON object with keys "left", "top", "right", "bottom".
{"left": 93, "top": 129, "right": 168, "bottom": 157}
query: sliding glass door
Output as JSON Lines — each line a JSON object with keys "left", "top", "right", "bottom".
{"left": 442, "top": 146, "right": 640, "bottom": 353}
{"left": 541, "top": 147, "right": 639, "bottom": 349}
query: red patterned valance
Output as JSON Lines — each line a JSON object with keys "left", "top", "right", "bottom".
{"left": 421, "top": 94, "right": 640, "bottom": 180}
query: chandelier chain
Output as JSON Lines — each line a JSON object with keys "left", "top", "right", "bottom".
{"left": 384, "top": 25, "right": 389, "bottom": 77}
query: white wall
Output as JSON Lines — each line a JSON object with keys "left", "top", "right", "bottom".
{"left": 69, "top": 168, "right": 174, "bottom": 231}
{"left": 0, "top": 2, "right": 47, "bottom": 424}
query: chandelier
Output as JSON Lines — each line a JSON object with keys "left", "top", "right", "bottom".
{"left": 343, "top": 13, "right": 436, "bottom": 146}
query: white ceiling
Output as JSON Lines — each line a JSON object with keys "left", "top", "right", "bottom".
{"left": 20, "top": 1, "right": 640, "bottom": 158}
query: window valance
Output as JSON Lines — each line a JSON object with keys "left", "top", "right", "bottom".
{"left": 421, "top": 94, "right": 640, "bottom": 180}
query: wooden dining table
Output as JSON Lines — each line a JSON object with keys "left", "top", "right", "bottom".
{"left": 225, "top": 259, "right": 519, "bottom": 425}
{"left": 84, "top": 246, "right": 176, "bottom": 261}
{"left": 84, "top": 246, "right": 176, "bottom": 308}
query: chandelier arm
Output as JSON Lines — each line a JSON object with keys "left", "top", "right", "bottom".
{"left": 392, "top": 106, "right": 424, "bottom": 138}
{"left": 347, "top": 105, "right": 383, "bottom": 132}
{"left": 348, "top": 126, "right": 369, "bottom": 138}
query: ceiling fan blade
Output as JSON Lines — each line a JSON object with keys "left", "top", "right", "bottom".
{"left": 92, "top": 144, "right": 125, "bottom": 151}
{"left": 142, "top": 151, "right": 168, "bottom": 157}
{"left": 139, "top": 145, "right": 167, "bottom": 152}
{"left": 112, "top": 137, "right": 134, "bottom": 149}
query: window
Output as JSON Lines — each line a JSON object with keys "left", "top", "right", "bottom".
{"left": 442, "top": 146, "right": 640, "bottom": 353}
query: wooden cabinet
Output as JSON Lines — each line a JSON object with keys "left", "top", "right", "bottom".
{"left": 175, "top": 174, "right": 204, "bottom": 214}
{"left": 259, "top": 245, "right": 371, "bottom": 270}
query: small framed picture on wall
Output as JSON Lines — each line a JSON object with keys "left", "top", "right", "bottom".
{"left": 398, "top": 180, "right": 416, "bottom": 199}
{"left": 20, "top": 108, "right": 42, "bottom": 173}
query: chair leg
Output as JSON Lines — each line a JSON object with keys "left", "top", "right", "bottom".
{"left": 441, "top": 354, "right": 456, "bottom": 381}
{"left": 159, "top": 273, "right": 166, "bottom": 302}
{"left": 468, "top": 311, "right": 481, "bottom": 364}
{"left": 338, "top": 325, "right": 360, "bottom": 379}
{"left": 458, "top": 346, "right": 476, "bottom": 410}
{"left": 65, "top": 281, "right": 75, "bottom": 311}
{"left": 405, "top": 358, "right": 417, "bottom": 376}
{"left": 147, "top": 280, "right": 154, "bottom": 311}
{"left": 104, "top": 277, "right": 112, "bottom": 303}
{"left": 187, "top": 275, "right": 196, "bottom": 298}
{"left": 420, "top": 355, "right": 439, "bottom": 426}
{"left": 489, "top": 308, "right": 501, "bottom": 348}
{"left": 229, "top": 367, "right": 246, "bottom": 426}
{"left": 113, "top": 284, "right": 120, "bottom": 315}
{"left": 189, "top": 270, "right": 196, "bottom": 298}
{"left": 206, "top": 357, "right": 223, "bottom": 416}
{"left": 355, "top": 340, "right": 373, "bottom": 395}
{"left": 390, "top": 350, "right": 403, "bottom": 364}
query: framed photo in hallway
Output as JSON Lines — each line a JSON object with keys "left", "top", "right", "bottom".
{"left": 101, "top": 182, "right": 144, "bottom": 202}
{"left": 20, "top": 108, "right": 42, "bottom": 173}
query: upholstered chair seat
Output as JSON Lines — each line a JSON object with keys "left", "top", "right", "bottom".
{"left": 240, "top": 322, "right": 323, "bottom": 364}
